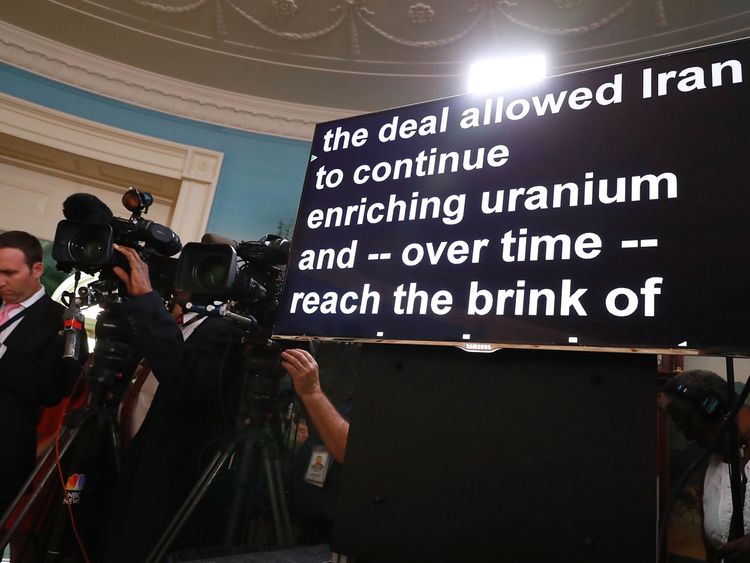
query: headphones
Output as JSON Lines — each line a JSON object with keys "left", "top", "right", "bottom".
{"left": 665, "top": 378, "right": 727, "bottom": 418}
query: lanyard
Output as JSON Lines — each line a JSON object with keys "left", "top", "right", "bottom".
{"left": 0, "top": 307, "right": 29, "bottom": 333}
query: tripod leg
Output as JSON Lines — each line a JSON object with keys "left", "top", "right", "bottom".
{"left": 107, "top": 414, "right": 123, "bottom": 475}
{"left": 145, "top": 442, "right": 237, "bottom": 563}
{"left": 262, "top": 455, "right": 289, "bottom": 548}
{"left": 224, "top": 432, "right": 259, "bottom": 546}
{"left": 272, "top": 457, "right": 293, "bottom": 547}
{"left": 263, "top": 455, "right": 284, "bottom": 547}
{"left": 259, "top": 444, "right": 293, "bottom": 549}
{"left": 0, "top": 425, "right": 81, "bottom": 553}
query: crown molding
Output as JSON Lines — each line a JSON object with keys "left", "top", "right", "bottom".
{"left": 0, "top": 20, "right": 353, "bottom": 141}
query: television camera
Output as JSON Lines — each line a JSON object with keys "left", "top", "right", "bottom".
{"left": 49, "top": 189, "right": 296, "bottom": 557}
{"left": 173, "top": 232, "right": 292, "bottom": 417}
{"left": 142, "top": 234, "right": 298, "bottom": 560}
{"left": 0, "top": 190, "right": 182, "bottom": 558}
{"left": 174, "top": 233, "right": 289, "bottom": 331}
{"left": 50, "top": 188, "right": 182, "bottom": 393}
{"left": 52, "top": 188, "right": 181, "bottom": 300}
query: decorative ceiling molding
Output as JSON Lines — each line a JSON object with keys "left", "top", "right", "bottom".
{"left": 123, "top": 0, "right": 636, "bottom": 56}
{"left": 2, "top": 3, "right": 750, "bottom": 117}
{"left": 0, "top": 20, "right": 352, "bottom": 140}
{"left": 494, "top": 0, "right": 634, "bottom": 36}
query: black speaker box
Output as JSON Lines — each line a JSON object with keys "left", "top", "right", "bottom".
{"left": 332, "top": 346, "right": 656, "bottom": 563}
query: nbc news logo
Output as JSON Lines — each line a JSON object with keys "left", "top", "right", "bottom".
{"left": 64, "top": 473, "right": 86, "bottom": 505}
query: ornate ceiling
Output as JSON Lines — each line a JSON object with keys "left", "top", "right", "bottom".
{"left": 1, "top": 0, "right": 749, "bottom": 136}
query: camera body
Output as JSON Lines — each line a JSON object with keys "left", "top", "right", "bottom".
{"left": 52, "top": 189, "right": 181, "bottom": 298}
{"left": 174, "top": 234, "right": 289, "bottom": 341}
{"left": 174, "top": 233, "right": 293, "bottom": 420}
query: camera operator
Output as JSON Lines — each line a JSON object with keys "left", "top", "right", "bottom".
{"left": 99, "top": 243, "right": 243, "bottom": 563}
{"left": 0, "top": 231, "right": 77, "bottom": 520}
{"left": 281, "top": 350, "right": 349, "bottom": 465}
{"left": 281, "top": 347, "right": 353, "bottom": 544}
{"left": 660, "top": 370, "right": 750, "bottom": 562}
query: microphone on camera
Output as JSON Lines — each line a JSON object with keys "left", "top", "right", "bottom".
{"left": 62, "top": 302, "right": 86, "bottom": 361}
{"left": 63, "top": 193, "right": 114, "bottom": 224}
{"left": 184, "top": 301, "right": 257, "bottom": 328}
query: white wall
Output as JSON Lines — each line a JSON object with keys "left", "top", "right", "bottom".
{"left": 684, "top": 356, "right": 750, "bottom": 383}
{"left": 0, "top": 161, "right": 172, "bottom": 241}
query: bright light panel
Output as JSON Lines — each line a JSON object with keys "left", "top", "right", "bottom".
{"left": 467, "top": 54, "right": 546, "bottom": 94}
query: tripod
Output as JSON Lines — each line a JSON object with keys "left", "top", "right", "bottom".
{"left": 146, "top": 366, "right": 294, "bottom": 563}
{"left": 0, "top": 395, "right": 121, "bottom": 560}
{"left": 0, "top": 301, "right": 132, "bottom": 562}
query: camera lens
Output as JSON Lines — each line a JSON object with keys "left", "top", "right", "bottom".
{"left": 68, "top": 228, "right": 109, "bottom": 264}
{"left": 193, "top": 255, "right": 230, "bottom": 291}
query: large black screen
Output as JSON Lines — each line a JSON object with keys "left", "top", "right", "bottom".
{"left": 274, "top": 38, "right": 750, "bottom": 355}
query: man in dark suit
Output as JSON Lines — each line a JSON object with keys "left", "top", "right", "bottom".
{"left": 0, "top": 231, "right": 70, "bottom": 517}
{"left": 99, "top": 243, "right": 243, "bottom": 562}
